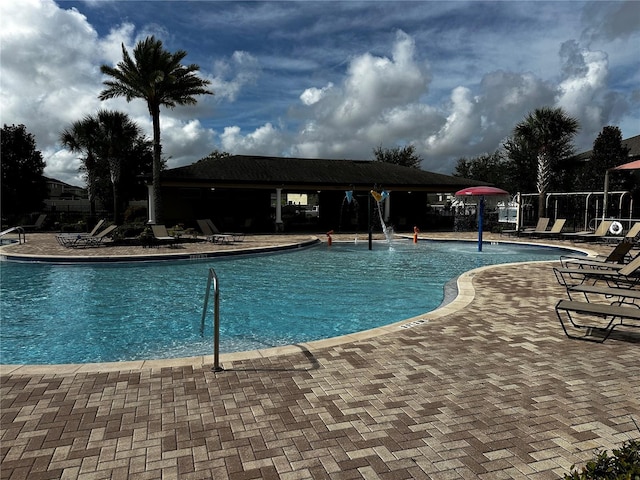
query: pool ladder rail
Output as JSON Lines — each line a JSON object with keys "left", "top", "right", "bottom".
{"left": 0, "top": 226, "right": 26, "bottom": 244}
{"left": 201, "top": 268, "right": 224, "bottom": 372}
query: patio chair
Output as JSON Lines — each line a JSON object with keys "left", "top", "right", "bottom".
{"left": 553, "top": 254, "right": 640, "bottom": 289}
{"left": 555, "top": 298, "right": 640, "bottom": 342}
{"left": 502, "top": 217, "right": 549, "bottom": 237}
{"left": 206, "top": 219, "right": 245, "bottom": 242}
{"left": 564, "top": 284, "right": 640, "bottom": 305}
{"left": 21, "top": 213, "right": 47, "bottom": 230}
{"left": 196, "top": 219, "right": 233, "bottom": 244}
{"left": 530, "top": 218, "right": 566, "bottom": 238}
{"left": 559, "top": 241, "right": 634, "bottom": 268}
{"left": 151, "top": 225, "right": 178, "bottom": 247}
{"left": 56, "top": 219, "right": 106, "bottom": 247}
{"left": 562, "top": 220, "right": 612, "bottom": 242}
{"left": 601, "top": 221, "right": 640, "bottom": 244}
{"left": 73, "top": 224, "right": 118, "bottom": 248}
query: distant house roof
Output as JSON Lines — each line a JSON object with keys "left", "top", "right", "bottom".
{"left": 161, "top": 155, "right": 483, "bottom": 192}
{"left": 573, "top": 134, "right": 640, "bottom": 162}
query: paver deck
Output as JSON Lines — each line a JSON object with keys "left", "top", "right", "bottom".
{"left": 1, "top": 232, "right": 638, "bottom": 479}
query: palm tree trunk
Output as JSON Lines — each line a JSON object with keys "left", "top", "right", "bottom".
{"left": 151, "top": 106, "right": 163, "bottom": 224}
{"left": 112, "top": 181, "right": 118, "bottom": 224}
{"left": 536, "top": 152, "right": 550, "bottom": 219}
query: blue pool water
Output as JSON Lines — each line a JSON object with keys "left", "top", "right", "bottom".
{"left": 0, "top": 240, "right": 568, "bottom": 364}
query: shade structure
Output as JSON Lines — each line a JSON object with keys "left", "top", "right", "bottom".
{"left": 455, "top": 186, "right": 510, "bottom": 251}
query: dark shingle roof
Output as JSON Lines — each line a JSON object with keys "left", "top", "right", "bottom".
{"left": 574, "top": 134, "right": 640, "bottom": 162}
{"left": 162, "top": 155, "right": 482, "bottom": 191}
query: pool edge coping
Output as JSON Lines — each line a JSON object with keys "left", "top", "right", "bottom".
{"left": 0, "top": 237, "right": 597, "bottom": 375}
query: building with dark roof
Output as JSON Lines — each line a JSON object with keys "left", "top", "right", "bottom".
{"left": 156, "top": 155, "right": 483, "bottom": 232}
{"left": 572, "top": 134, "right": 640, "bottom": 163}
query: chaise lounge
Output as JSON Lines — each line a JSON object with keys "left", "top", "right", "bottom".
{"left": 559, "top": 241, "right": 634, "bottom": 268}
{"left": 196, "top": 219, "right": 233, "bottom": 244}
{"left": 553, "top": 254, "right": 640, "bottom": 288}
{"left": 151, "top": 225, "right": 178, "bottom": 247}
{"left": 555, "top": 298, "right": 640, "bottom": 342}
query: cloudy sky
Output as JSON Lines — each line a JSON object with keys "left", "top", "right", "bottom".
{"left": 1, "top": 0, "right": 639, "bottom": 187}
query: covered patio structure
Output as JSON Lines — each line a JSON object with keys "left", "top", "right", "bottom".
{"left": 150, "top": 155, "right": 483, "bottom": 232}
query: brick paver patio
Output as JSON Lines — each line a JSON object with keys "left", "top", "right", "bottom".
{"left": 1, "top": 233, "right": 638, "bottom": 479}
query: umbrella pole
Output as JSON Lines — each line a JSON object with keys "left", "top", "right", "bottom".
{"left": 478, "top": 196, "right": 484, "bottom": 252}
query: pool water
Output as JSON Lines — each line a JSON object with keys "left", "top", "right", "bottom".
{"left": 0, "top": 240, "right": 568, "bottom": 364}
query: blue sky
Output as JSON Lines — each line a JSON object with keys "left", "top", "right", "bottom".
{"left": 1, "top": 0, "right": 639, "bottom": 187}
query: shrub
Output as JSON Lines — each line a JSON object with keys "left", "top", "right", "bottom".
{"left": 563, "top": 439, "right": 640, "bottom": 479}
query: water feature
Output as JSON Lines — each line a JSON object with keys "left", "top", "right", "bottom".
{"left": 0, "top": 240, "right": 571, "bottom": 365}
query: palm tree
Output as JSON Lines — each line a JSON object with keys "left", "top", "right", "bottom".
{"left": 95, "top": 110, "right": 142, "bottom": 223}
{"left": 511, "top": 107, "right": 579, "bottom": 218}
{"left": 60, "top": 116, "right": 102, "bottom": 222}
{"left": 61, "top": 110, "right": 143, "bottom": 223}
{"left": 99, "top": 36, "right": 213, "bottom": 224}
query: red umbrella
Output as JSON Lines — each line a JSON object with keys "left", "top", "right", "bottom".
{"left": 603, "top": 160, "right": 640, "bottom": 218}
{"left": 612, "top": 160, "right": 640, "bottom": 170}
{"left": 455, "top": 186, "right": 510, "bottom": 251}
{"left": 455, "top": 186, "right": 509, "bottom": 196}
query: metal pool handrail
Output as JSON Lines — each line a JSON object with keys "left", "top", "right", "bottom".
{"left": 201, "top": 268, "right": 223, "bottom": 372}
{"left": 0, "top": 226, "right": 26, "bottom": 244}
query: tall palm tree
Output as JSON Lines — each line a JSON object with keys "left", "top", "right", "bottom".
{"left": 512, "top": 107, "right": 579, "bottom": 218}
{"left": 99, "top": 36, "right": 213, "bottom": 224}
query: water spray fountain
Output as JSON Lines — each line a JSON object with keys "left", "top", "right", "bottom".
{"left": 370, "top": 189, "right": 393, "bottom": 243}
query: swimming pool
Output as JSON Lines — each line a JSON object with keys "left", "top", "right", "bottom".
{"left": 0, "top": 240, "right": 569, "bottom": 365}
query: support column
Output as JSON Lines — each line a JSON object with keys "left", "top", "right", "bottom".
{"left": 384, "top": 193, "right": 391, "bottom": 222}
{"left": 147, "top": 184, "right": 156, "bottom": 225}
{"left": 275, "top": 188, "right": 283, "bottom": 232}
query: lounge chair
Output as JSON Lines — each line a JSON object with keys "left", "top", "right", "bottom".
{"left": 72, "top": 224, "right": 118, "bottom": 248}
{"left": 196, "top": 219, "right": 233, "bottom": 244}
{"left": 530, "top": 218, "right": 566, "bottom": 238}
{"left": 565, "top": 284, "right": 640, "bottom": 305}
{"left": 559, "top": 241, "right": 634, "bottom": 268}
{"left": 601, "top": 221, "right": 640, "bottom": 244}
{"left": 502, "top": 217, "right": 549, "bottom": 237}
{"left": 555, "top": 298, "right": 640, "bottom": 342}
{"left": 553, "top": 254, "right": 640, "bottom": 288}
{"left": 151, "top": 225, "right": 178, "bottom": 247}
{"left": 206, "top": 219, "right": 244, "bottom": 242}
{"left": 21, "top": 213, "right": 47, "bottom": 230}
{"left": 562, "top": 220, "right": 612, "bottom": 242}
{"left": 56, "top": 219, "right": 106, "bottom": 247}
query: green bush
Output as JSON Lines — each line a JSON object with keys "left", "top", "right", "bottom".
{"left": 563, "top": 439, "right": 640, "bottom": 479}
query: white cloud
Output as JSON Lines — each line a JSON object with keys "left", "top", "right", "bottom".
{"left": 556, "top": 40, "right": 610, "bottom": 138}
{"left": 300, "top": 83, "right": 333, "bottom": 106}
{"left": 0, "top": 0, "right": 219, "bottom": 186}
{"left": 1, "top": 0, "right": 637, "bottom": 188}
{"left": 220, "top": 123, "right": 286, "bottom": 155}
{"left": 208, "top": 51, "right": 260, "bottom": 102}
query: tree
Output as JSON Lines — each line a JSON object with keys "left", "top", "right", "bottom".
{"left": 60, "top": 110, "right": 152, "bottom": 223}
{"left": 575, "top": 126, "right": 631, "bottom": 191}
{"left": 504, "top": 107, "right": 579, "bottom": 218}
{"left": 99, "top": 36, "right": 213, "bottom": 223}
{"left": 373, "top": 145, "right": 422, "bottom": 169}
{"left": 199, "top": 150, "right": 232, "bottom": 163}
{"left": 1, "top": 124, "right": 48, "bottom": 221}
{"left": 453, "top": 151, "right": 511, "bottom": 190}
